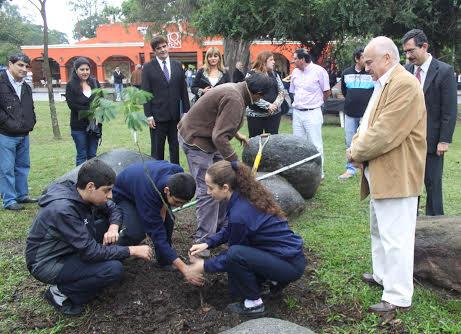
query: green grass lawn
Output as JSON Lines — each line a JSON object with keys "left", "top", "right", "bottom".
{"left": 0, "top": 101, "right": 460, "bottom": 333}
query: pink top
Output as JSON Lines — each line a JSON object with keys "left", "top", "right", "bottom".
{"left": 290, "top": 63, "right": 330, "bottom": 109}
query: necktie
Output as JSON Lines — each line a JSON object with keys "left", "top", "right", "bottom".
{"left": 415, "top": 66, "right": 422, "bottom": 83}
{"left": 162, "top": 60, "right": 170, "bottom": 81}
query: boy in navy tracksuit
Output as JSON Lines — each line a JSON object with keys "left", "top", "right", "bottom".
{"left": 112, "top": 160, "right": 204, "bottom": 286}
{"left": 26, "top": 160, "right": 153, "bottom": 316}
{"left": 189, "top": 160, "right": 306, "bottom": 315}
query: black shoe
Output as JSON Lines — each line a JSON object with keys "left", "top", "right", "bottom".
{"left": 44, "top": 288, "right": 83, "bottom": 316}
{"left": 17, "top": 197, "right": 38, "bottom": 204}
{"left": 362, "top": 273, "right": 382, "bottom": 287}
{"left": 5, "top": 203, "right": 24, "bottom": 211}
{"left": 225, "top": 301, "right": 265, "bottom": 316}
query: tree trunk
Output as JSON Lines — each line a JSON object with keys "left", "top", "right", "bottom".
{"left": 223, "top": 38, "right": 251, "bottom": 82}
{"left": 40, "top": 0, "right": 61, "bottom": 139}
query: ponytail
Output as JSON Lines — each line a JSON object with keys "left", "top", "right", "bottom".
{"left": 207, "top": 160, "right": 286, "bottom": 218}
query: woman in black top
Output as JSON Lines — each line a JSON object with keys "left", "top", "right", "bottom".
{"left": 246, "top": 51, "right": 286, "bottom": 137}
{"left": 65, "top": 57, "right": 101, "bottom": 166}
{"left": 191, "top": 47, "right": 230, "bottom": 101}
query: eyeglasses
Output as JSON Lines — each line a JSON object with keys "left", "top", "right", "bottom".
{"left": 403, "top": 47, "right": 419, "bottom": 54}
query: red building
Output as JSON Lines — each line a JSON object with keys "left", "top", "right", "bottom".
{"left": 21, "top": 23, "right": 302, "bottom": 86}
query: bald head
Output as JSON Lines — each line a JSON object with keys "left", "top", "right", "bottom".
{"left": 363, "top": 36, "right": 400, "bottom": 81}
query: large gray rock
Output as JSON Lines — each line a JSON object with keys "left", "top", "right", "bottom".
{"left": 242, "top": 134, "right": 321, "bottom": 199}
{"left": 220, "top": 318, "right": 316, "bottom": 334}
{"left": 47, "top": 148, "right": 153, "bottom": 190}
{"left": 414, "top": 216, "right": 461, "bottom": 292}
{"left": 256, "top": 172, "right": 305, "bottom": 217}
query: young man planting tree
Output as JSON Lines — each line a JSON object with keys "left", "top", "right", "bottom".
{"left": 26, "top": 159, "right": 153, "bottom": 316}
{"left": 112, "top": 160, "right": 204, "bottom": 286}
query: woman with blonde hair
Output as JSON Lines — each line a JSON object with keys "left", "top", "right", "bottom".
{"left": 246, "top": 51, "right": 285, "bottom": 137}
{"left": 188, "top": 160, "right": 306, "bottom": 316}
{"left": 191, "top": 47, "right": 230, "bottom": 101}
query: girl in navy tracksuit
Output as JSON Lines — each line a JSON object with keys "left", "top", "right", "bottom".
{"left": 189, "top": 160, "right": 306, "bottom": 315}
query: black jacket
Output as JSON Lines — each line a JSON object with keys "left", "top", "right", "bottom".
{"left": 141, "top": 58, "right": 190, "bottom": 122}
{"left": 0, "top": 70, "right": 36, "bottom": 136}
{"left": 25, "top": 181, "right": 129, "bottom": 284}
{"left": 405, "top": 58, "right": 457, "bottom": 153}
{"left": 233, "top": 69, "right": 245, "bottom": 83}
{"left": 65, "top": 77, "right": 101, "bottom": 131}
{"left": 113, "top": 71, "right": 125, "bottom": 84}
{"left": 191, "top": 68, "right": 230, "bottom": 100}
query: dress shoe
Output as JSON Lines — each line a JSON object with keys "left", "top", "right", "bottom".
{"left": 368, "top": 301, "right": 411, "bottom": 314}
{"left": 362, "top": 273, "right": 382, "bottom": 287}
{"left": 17, "top": 196, "right": 38, "bottom": 204}
{"left": 5, "top": 203, "right": 24, "bottom": 211}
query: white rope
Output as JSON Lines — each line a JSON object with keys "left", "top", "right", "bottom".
{"left": 172, "top": 152, "right": 321, "bottom": 213}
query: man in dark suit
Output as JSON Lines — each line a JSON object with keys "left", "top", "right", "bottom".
{"left": 402, "top": 29, "right": 457, "bottom": 216}
{"left": 142, "top": 36, "right": 190, "bottom": 164}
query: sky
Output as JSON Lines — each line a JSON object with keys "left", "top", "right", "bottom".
{"left": 14, "top": 0, "right": 125, "bottom": 43}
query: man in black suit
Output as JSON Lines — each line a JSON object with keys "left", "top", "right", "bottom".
{"left": 402, "top": 29, "right": 457, "bottom": 216}
{"left": 142, "top": 36, "right": 190, "bottom": 164}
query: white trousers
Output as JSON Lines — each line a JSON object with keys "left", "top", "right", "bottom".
{"left": 369, "top": 196, "right": 417, "bottom": 307}
{"left": 292, "top": 107, "right": 324, "bottom": 177}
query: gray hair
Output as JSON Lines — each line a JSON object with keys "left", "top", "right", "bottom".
{"left": 368, "top": 36, "right": 400, "bottom": 62}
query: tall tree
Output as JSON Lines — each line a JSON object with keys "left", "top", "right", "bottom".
{"left": 68, "top": 0, "right": 123, "bottom": 39}
{"left": 26, "top": 0, "right": 61, "bottom": 140}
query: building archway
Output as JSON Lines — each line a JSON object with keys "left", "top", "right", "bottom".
{"left": 102, "top": 55, "right": 134, "bottom": 83}
{"left": 30, "top": 57, "right": 61, "bottom": 87}
{"left": 273, "top": 53, "right": 290, "bottom": 79}
{"left": 65, "top": 57, "right": 98, "bottom": 82}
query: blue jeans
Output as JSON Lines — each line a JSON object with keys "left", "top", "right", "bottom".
{"left": 114, "top": 83, "right": 123, "bottom": 101}
{"left": 71, "top": 130, "right": 99, "bottom": 166}
{"left": 225, "top": 245, "right": 307, "bottom": 300}
{"left": 56, "top": 255, "right": 123, "bottom": 305}
{"left": 0, "top": 134, "right": 30, "bottom": 208}
{"left": 344, "top": 115, "right": 361, "bottom": 174}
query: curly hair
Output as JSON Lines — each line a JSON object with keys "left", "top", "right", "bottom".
{"left": 251, "top": 51, "right": 273, "bottom": 73}
{"left": 207, "top": 160, "right": 286, "bottom": 218}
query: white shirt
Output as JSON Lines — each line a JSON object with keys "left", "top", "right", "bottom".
{"left": 6, "top": 69, "right": 24, "bottom": 100}
{"left": 359, "top": 64, "right": 397, "bottom": 134}
{"left": 414, "top": 54, "right": 432, "bottom": 88}
{"left": 156, "top": 56, "right": 171, "bottom": 78}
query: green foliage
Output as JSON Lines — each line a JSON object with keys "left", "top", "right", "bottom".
{"left": 0, "top": 2, "right": 68, "bottom": 64}
{"left": 0, "top": 103, "right": 460, "bottom": 332}
{"left": 89, "top": 87, "right": 152, "bottom": 133}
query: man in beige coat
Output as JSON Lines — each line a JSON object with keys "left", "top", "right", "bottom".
{"left": 348, "top": 36, "right": 426, "bottom": 314}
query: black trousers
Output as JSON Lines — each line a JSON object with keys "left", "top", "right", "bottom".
{"left": 149, "top": 120, "right": 180, "bottom": 164}
{"left": 425, "top": 153, "right": 444, "bottom": 216}
{"left": 55, "top": 217, "right": 123, "bottom": 305}
{"left": 225, "top": 245, "right": 307, "bottom": 300}
{"left": 247, "top": 113, "right": 282, "bottom": 138}
{"left": 116, "top": 199, "right": 175, "bottom": 265}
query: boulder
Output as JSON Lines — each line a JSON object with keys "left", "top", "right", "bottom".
{"left": 414, "top": 216, "right": 461, "bottom": 292}
{"left": 242, "top": 134, "right": 321, "bottom": 199}
{"left": 220, "top": 317, "right": 316, "bottom": 334}
{"left": 47, "top": 149, "right": 153, "bottom": 190}
{"left": 256, "top": 172, "right": 305, "bottom": 217}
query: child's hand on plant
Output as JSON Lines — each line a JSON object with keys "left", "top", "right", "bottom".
{"left": 189, "top": 243, "right": 208, "bottom": 256}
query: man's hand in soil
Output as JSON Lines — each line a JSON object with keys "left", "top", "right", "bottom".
{"left": 102, "top": 224, "right": 120, "bottom": 245}
{"left": 128, "top": 245, "right": 153, "bottom": 261}
{"left": 189, "top": 243, "right": 208, "bottom": 256}
{"left": 173, "top": 258, "right": 205, "bottom": 286}
{"left": 185, "top": 260, "right": 205, "bottom": 286}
